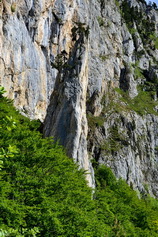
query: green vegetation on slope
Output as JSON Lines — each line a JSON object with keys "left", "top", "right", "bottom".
{"left": 95, "top": 165, "right": 158, "bottom": 237}
{"left": 117, "top": 0, "right": 158, "bottom": 50}
{"left": 0, "top": 91, "right": 104, "bottom": 236}
{"left": 115, "top": 87, "right": 158, "bottom": 116}
{"left": 0, "top": 88, "right": 158, "bottom": 236}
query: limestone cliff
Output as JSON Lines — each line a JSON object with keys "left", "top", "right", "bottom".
{"left": 0, "top": 0, "right": 158, "bottom": 196}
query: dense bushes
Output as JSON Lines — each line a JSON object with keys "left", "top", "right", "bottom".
{"left": 95, "top": 166, "right": 158, "bottom": 236}
{"left": 0, "top": 94, "right": 104, "bottom": 236}
{"left": 0, "top": 91, "right": 158, "bottom": 236}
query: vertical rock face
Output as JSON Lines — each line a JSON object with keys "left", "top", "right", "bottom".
{"left": 0, "top": 0, "right": 158, "bottom": 195}
{"left": 0, "top": 0, "right": 55, "bottom": 120}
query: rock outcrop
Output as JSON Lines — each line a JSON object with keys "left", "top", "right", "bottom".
{"left": 0, "top": 0, "right": 158, "bottom": 195}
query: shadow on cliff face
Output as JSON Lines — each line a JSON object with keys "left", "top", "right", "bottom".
{"left": 120, "top": 67, "right": 130, "bottom": 92}
{"left": 43, "top": 22, "right": 89, "bottom": 157}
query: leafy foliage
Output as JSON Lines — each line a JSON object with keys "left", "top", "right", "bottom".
{"left": 95, "top": 165, "right": 158, "bottom": 237}
{"left": 97, "top": 16, "right": 105, "bottom": 27}
{"left": 0, "top": 87, "right": 6, "bottom": 97}
{"left": 0, "top": 96, "right": 103, "bottom": 236}
{"left": 0, "top": 93, "right": 158, "bottom": 236}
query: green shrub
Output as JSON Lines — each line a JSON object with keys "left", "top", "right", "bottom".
{"left": 87, "top": 113, "right": 104, "bottom": 129}
{"left": 11, "top": 3, "right": 16, "bottom": 13}
{"left": 99, "top": 54, "right": 109, "bottom": 61}
{"left": 0, "top": 90, "right": 158, "bottom": 236}
{"left": 0, "top": 96, "right": 105, "bottom": 236}
{"left": 95, "top": 165, "right": 158, "bottom": 236}
{"left": 115, "top": 0, "right": 120, "bottom": 7}
{"left": 0, "top": 86, "right": 6, "bottom": 97}
{"left": 134, "top": 66, "right": 144, "bottom": 79}
{"left": 97, "top": 16, "right": 105, "bottom": 27}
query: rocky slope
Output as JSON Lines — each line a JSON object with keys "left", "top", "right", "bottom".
{"left": 0, "top": 0, "right": 158, "bottom": 196}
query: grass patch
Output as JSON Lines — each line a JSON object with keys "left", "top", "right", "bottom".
{"left": 99, "top": 54, "right": 110, "bottom": 61}
{"left": 134, "top": 66, "right": 144, "bottom": 79}
{"left": 97, "top": 16, "right": 105, "bottom": 27}
{"left": 87, "top": 114, "right": 104, "bottom": 129}
{"left": 115, "top": 88, "right": 158, "bottom": 116}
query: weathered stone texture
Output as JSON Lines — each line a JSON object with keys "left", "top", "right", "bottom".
{"left": 0, "top": 0, "right": 158, "bottom": 195}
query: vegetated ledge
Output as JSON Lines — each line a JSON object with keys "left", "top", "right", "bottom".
{"left": 115, "top": 87, "right": 158, "bottom": 116}
{"left": 87, "top": 86, "right": 158, "bottom": 134}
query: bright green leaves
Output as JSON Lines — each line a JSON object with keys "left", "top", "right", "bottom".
{"left": 2, "top": 116, "right": 17, "bottom": 131}
{"left": 95, "top": 165, "right": 158, "bottom": 237}
{"left": 0, "top": 95, "right": 105, "bottom": 236}
{"left": 0, "top": 145, "right": 19, "bottom": 159}
{"left": 0, "top": 226, "right": 40, "bottom": 237}
{"left": 0, "top": 145, "right": 19, "bottom": 171}
{"left": 0, "top": 91, "right": 158, "bottom": 236}
{"left": 0, "top": 160, "right": 3, "bottom": 170}
{"left": 0, "top": 87, "right": 6, "bottom": 98}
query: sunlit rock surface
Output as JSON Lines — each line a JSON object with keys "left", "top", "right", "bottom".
{"left": 0, "top": 0, "right": 158, "bottom": 195}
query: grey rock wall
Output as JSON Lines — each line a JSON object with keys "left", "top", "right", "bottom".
{"left": 0, "top": 0, "right": 158, "bottom": 195}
